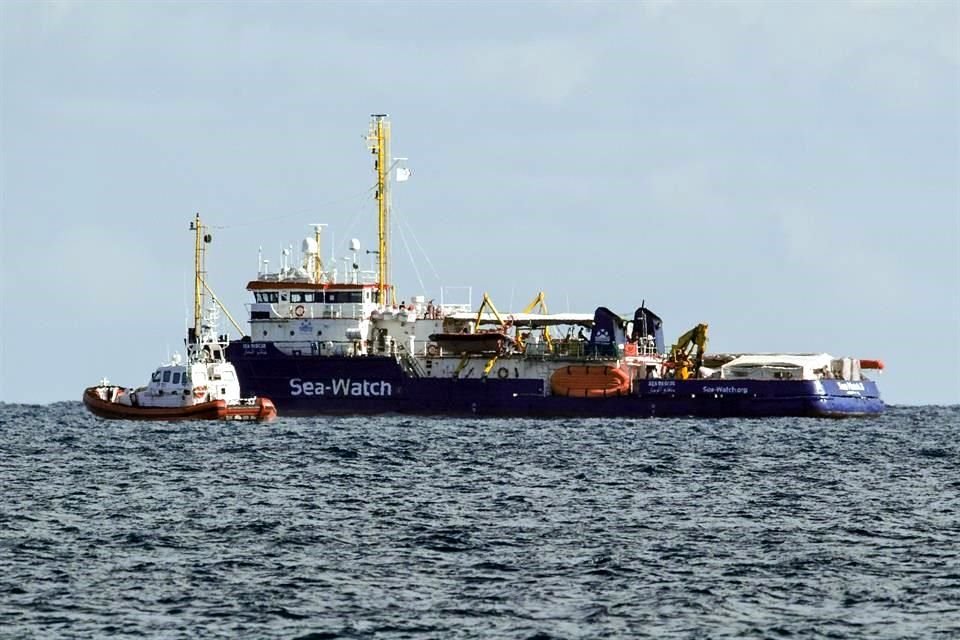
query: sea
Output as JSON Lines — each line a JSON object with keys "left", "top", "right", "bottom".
{"left": 1, "top": 404, "right": 958, "bottom": 639}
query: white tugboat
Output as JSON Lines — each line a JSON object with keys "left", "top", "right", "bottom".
{"left": 83, "top": 214, "right": 277, "bottom": 422}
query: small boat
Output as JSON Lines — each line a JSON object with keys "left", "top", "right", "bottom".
{"left": 83, "top": 214, "right": 277, "bottom": 422}
{"left": 83, "top": 387, "right": 275, "bottom": 421}
{"left": 82, "top": 356, "right": 277, "bottom": 422}
{"left": 428, "top": 331, "right": 515, "bottom": 355}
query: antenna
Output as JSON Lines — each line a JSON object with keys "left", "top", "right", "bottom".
{"left": 189, "top": 213, "right": 204, "bottom": 346}
{"left": 350, "top": 238, "right": 360, "bottom": 283}
{"left": 310, "top": 223, "right": 327, "bottom": 282}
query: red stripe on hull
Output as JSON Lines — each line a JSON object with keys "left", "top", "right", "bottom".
{"left": 82, "top": 389, "right": 276, "bottom": 422}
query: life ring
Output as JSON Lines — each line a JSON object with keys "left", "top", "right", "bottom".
{"left": 497, "top": 367, "right": 510, "bottom": 379}
{"left": 193, "top": 386, "right": 207, "bottom": 399}
{"left": 426, "top": 344, "right": 439, "bottom": 357}
{"left": 294, "top": 305, "right": 305, "bottom": 318}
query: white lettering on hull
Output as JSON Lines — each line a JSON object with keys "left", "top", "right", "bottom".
{"left": 290, "top": 378, "right": 393, "bottom": 397}
{"left": 701, "top": 386, "right": 749, "bottom": 395}
{"left": 837, "top": 381, "right": 865, "bottom": 395}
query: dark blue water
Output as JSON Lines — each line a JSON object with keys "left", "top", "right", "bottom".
{"left": 1, "top": 404, "right": 958, "bottom": 639}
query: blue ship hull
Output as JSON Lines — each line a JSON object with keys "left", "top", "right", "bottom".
{"left": 226, "top": 342, "right": 884, "bottom": 418}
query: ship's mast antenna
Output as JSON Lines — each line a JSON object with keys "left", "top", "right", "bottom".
{"left": 190, "top": 212, "right": 204, "bottom": 343}
{"left": 310, "top": 223, "right": 327, "bottom": 283}
{"left": 368, "top": 114, "right": 391, "bottom": 305}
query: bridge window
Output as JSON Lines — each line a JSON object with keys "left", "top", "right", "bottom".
{"left": 172, "top": 372, "right": 181, "bottom": 384}
{"left": 291, "top": 292, "right": 316, "bottom": 303}
{"left": 162, "top": 370, "right": 171, "bottom": 383}
{"left": 327, "top": 291, "right": 362, "bottom": 304}
{"left": 255, "top": 292, "right": 279, "bottom": 303}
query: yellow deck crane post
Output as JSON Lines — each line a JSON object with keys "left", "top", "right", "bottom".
{"left": 514, "top": 291, "right": 554, "bottom": 354}
{"left": 667, "top": 323, "right": 709, "bottom": 380}
{"left": 453, "top": 293, "right": 510, "bottom": 378}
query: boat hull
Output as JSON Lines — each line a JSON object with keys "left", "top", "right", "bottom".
{"left": 82, "top": 387, "right": 277, "bottom": 422}
{"left": 225, "top": 343, "right": 883, "bottom": 418}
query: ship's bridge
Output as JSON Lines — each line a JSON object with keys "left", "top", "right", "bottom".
{"left": 246, "top": 280, "right": 383, "bottom": 321}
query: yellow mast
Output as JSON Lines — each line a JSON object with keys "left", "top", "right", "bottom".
{"left": 188, "top": 212, "right": 245, "bottom": 340}
{"left": 368, "top": 114, "right": 391, "bottom": 305}
{"left": 190, "top": 212, "right": 205, "bottom": 339}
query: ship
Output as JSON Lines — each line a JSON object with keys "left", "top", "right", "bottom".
{"left": 84, "top": 214, "right": 277, "bottom": 422}
{"left": 224, "top": 115, "right": 884, "bottom": 418}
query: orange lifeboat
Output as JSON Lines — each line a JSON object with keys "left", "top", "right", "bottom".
{"left": 859, "top": 359, "right": 885, "bottom": 370}
{"left": 550, "top": 365, "right": 631, "bottom": 398}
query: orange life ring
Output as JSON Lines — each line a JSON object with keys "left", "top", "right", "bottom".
{"left": 426, "top": 344, "right": 439, "bottom": 357}
{"left": 193, "top": 386, "right": 207, "bottom": 399}
{"left": 294, "top": 305, "right": 305, "bottom": 318}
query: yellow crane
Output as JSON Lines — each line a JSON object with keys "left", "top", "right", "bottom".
{"left": 515, "top": 291, "right": 554, "bottom": 353}
{"left": 667, "top": 323, "right": 709, "bottom": 380}
{"left": 472, "top": 292, "right": 508, "bottom": 333}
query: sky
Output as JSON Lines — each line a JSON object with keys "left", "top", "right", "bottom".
{"left": 1, "top": 0, "right": 958, "bottom": 405}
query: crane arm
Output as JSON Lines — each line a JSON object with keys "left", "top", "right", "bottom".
{"left": 521, "top": 291, "right": 548, "bottom": 314}
{"left": 518, "top": 291, "right": 554, "bottom": 352}
{"left": 669, "top": 323, "right": 708, "bottom": 357}
{"left": 473, "top": 292, "right": 507, "bottom": 333}
{"left": 668, "top": 323, "right": 709, "bottom": 376}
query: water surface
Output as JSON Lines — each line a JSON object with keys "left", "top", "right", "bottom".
{"left": 2, "top": 404, "right": 958, "bottom": 638}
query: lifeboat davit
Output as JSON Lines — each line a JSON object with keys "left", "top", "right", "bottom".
{"left": 550, "top": 365, "right": 631, "bottom": 398}
{"left": 859, "top": 359, "right": 885, "bottom": 370}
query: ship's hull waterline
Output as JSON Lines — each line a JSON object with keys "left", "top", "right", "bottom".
{"left": 225, "top": 345, "right": 883, "bottom": 418}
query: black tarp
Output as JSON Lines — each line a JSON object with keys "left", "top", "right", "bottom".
{"left": 588, "top": 307, "right": 624, "bottom": 357}
{"left": 631, "top": 306, "right": 665, "bottom": 354}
